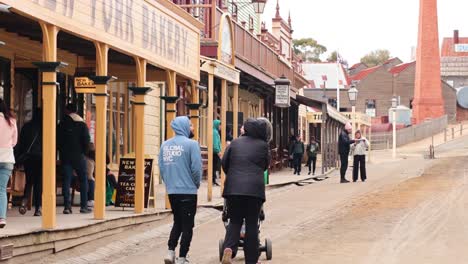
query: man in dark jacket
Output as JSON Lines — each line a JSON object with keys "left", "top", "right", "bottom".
{"left": 15, "top": 108, "right": 42, "bottom": 216}
{"left": 221, "top": 118, "right": 271, "bottom": 264}
{"left": 338, "top": 123, "right": 355, "bottom": 183}
{"left": 58, "top": 104, "right": 91, "bottom": 214}
{"left": 290, "top": 135, "right": 305, "bottom": 175}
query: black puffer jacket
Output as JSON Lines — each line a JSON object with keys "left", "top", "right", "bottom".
{"left": 338, "top": 129, "right": 355, "bottom": 155}
{"left": 58, "top": 113, "right": 91, "bottom": 162}
{"left": 15, "top": 118, "right": 42, "bottom": 163}
{"left": 222, "top": 119, "right": 271, "bottom": 201}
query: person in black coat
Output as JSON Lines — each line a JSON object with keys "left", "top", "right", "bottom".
{"left": 15, "top": 108, "right": 42, "bottom": 216}
{"left": 338, "top": 122, "right": 356, "bottom": 183}
{"left": 220, "top": 118, "right": 271, "bottom": 264}
{"left": 57, "top": 104, "right": 91, "bottom": 214}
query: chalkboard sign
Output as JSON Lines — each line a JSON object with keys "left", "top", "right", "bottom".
{"left": 115, "top": 158, "right": 153, "bottom": 208}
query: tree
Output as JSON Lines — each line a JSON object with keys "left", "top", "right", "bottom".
{"left": 360, "top": 49, "right": 391, "bottom": 67}
{"left": 327, "top": 51, "right": 349, "bottom": 68}
{"left": 293, "top": 38, "right": 327, "bottom": 63}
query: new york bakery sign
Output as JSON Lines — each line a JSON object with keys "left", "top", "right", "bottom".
{"left": 5, "top": 0, "right": 200, "bottom": 80}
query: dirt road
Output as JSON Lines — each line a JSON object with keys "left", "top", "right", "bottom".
{"left": 49, "top": 137, "right": 468, "bottom": 264}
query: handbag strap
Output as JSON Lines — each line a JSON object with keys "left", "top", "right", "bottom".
{"left": 26, "top": 133, "right": 39, "bottom": 154}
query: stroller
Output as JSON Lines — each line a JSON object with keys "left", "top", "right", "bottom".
{"left": 218, "top": 200, "right": 273, "bottom": 261}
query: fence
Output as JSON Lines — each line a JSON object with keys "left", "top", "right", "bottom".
{"left": 370, "top": 115, "right": 448, "bottom": 150}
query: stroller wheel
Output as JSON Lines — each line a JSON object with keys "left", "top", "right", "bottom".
{"left": 265, "top": 238, "right": 272, "bottom": 260}
{"left": 19, "top": 206, "right": 27, "bottom": 215}
{"left": 219, "top": 239, "right": 224, "bottom": 261}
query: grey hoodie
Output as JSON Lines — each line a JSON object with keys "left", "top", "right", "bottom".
{"left": 158, "top": 116, "right": 202, "bottom": 195}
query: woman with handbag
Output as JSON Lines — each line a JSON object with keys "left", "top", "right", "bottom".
{"left": 15, "top": 108, "right": 42, "bottom": 216}
{"left": 0, "top": 98, "right": 18, "bottom": 228}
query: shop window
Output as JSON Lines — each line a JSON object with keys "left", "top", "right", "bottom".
{"left": 328, "top": 98, "right": 337, "bottom": 108}
{"left": 85, "top": 82, "right": 132, "bottom": 166}
{"left": 365, "top": 99, "right": 376, "bottom": 117}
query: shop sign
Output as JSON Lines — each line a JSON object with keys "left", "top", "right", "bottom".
{"left": 218, "top": 14, "right": 235, "bottom": 65}
{"left": 200, "top": 58, "right": 240, "bottom": 84}
{"left": 115, "top": 158, "right": 153, "bottom": 208}
{"left": 5, "top": 0, "right": 201, "bottom": 81}
{"left": 455, "top": 44, "right": 468, "bottom": 53}
{"left": 214, "top": 63, "right": 239, "bottom": 84}
{"left": 74, "top": 77, "right": 95, "bottom": 93}
{"left": 275, "top": 84, "right": 290, "bottom": 108}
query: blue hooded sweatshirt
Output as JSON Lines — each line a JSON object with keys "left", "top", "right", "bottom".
{"left": 159, "top": 116, "right": 202, "bottom": 195}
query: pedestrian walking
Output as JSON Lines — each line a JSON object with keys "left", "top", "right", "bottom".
{"left": 15, "top": 108, "right": 42, "bottom": 216}
{"left": 0, "top": 98, "right": 17, "bottom": 228}
{"left": 306, "top": 137, "right": 319, "bottom": 175}
{"left": 351, "top": 130, "right": 369, "bottom": 182}
{"left": 213, "top": 119, "right": 222, "bottom": 186}
{"left": 85, "top": 143, "right": 95, "bottom": 208}
{"left": 160, "top": 116, "right": 202, "bottom": 264}
{"left": 338, "top": 123, "right": 356, "bottom": 183}
{"left": 289, "top": 135, "right": 304, "bottom": 175}
{"left": 57, "top": 103, "right": 91, "bottom": 214}
{"left": 220, "top": 118, "right": 271, "bottom": 264}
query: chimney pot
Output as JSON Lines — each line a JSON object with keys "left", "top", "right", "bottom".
{"left": 454, "top": 30, "right": 459, "bottom": 44}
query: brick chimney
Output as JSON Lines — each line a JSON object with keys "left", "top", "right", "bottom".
{"left": 454, "top": 30, "right": 459, "bottom": 44}
{"left": 413, "top": 0, "right": 445, "bottom": 124}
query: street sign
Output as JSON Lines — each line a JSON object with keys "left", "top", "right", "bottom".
{"left": 455, "top": 44, "right": 468, "bottom": 53}
{"left": 115, "top": 158, "right": 153, "bottom": 208}
{"left": 275, "top": 84, "right": 290, "bottom": 108}
{"left": 74, "top": 76, "right": 95, "bottom": 93}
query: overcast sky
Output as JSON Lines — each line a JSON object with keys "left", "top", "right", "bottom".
{"left": 262, "top": 0, "right": 468, "bottom": 65}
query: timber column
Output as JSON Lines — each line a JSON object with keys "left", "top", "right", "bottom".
{"left": 161, "top": 70, "right": 178, "bottom": 209}
{"left": 413, "top": 0, "right": 445, "bottom": 123}
{"left": 233, "top": 84, "right": 239, "bottom": 138}
{"left": 131, "top": 57, "right": 151, "bottom": 213}
{"left": 129, "top": 86, "right": 151, "bottom": 213}
{"left": 207, "top": 73, "right": 214, "bottom": 202}
{"left": 34, "top": 22, "right": 64, "bottom": 229}
{"left": 34, "top": 61, "right": 65, "bottom": 229}
{"left": 90, "top": 42, "right": 112, "bottom": 220}
{"left": 187, "top": 80, "right": 201, "bottom": 141}
{"left": 220, "top": 80, "right": 227, "bottom": 192}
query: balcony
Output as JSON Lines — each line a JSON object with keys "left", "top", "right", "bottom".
{"left": 175, "top": 1, "right": 307, "bottom": 87}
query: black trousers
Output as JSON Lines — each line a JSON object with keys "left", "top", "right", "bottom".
{"left": 353, "top": 155, "right": 367, "bottom": 182}
{"left": 340, "top": 154, "right": 349, "bottom": 180}
{"left": 168, "top": 194, "right": 197, "bottom": 258}
{"left": 213, "top": 153, "right": 221, "bottom": 183}
{"left": 307, "top": 156, "right": 317, "bottom": 174}
{"left": 23, "top": 158, "right": 42, "bottom": 210}
{"left": 223, "top": 196, "right": 263, "bottom": 264}
{"left": 293, "top": 153, "right": 303, "bottom": 174}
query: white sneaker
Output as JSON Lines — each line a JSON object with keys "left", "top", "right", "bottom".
{"left": 87, "top": 200, "right": 95, "bottom": 208}
{"left": 176, "top": 257, "right": 190, "bottom": 264}
{"left": 164, "top": 250, "right": 175, "bottom": 264}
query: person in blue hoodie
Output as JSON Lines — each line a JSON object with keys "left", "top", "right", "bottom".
{"left": 159, "top": 116, "right": 202, "bottom": 264}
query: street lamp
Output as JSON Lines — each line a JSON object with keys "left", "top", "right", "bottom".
{"left": 391, "top": 96, "right": 398, "bottom": 159}
{"left": 251, "top": 0, "right": 267, "bottom": 14}
{"left": 348, "top": 85, "right": 358, "bottom": 135}
{"left": 228, "top": 0, "right": 267, "bottom": 14}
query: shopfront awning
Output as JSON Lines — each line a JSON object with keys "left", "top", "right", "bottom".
{"left": 294, "top": 94, "right": 325, "bottom": 110}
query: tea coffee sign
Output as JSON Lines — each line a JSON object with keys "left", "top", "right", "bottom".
{"left": 115, "top": 158, "right": 153, "bottom": 208}
{"left": 5, "top": 0, "right": 201, "bottom": 80}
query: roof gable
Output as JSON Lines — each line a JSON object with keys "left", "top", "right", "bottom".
{"left": 441, "top": 37, "right": 468, "bottom": 57}
{"left": 350, "top": 66, "right": 380, "bottom": 81}
{"left": 389, "top": 61, "right": 416, "bottom": 75}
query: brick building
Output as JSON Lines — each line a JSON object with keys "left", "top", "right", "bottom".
{"left": 441, "top": 30, "right": 468, "bottom": 121}
{"left": 304, "top": 58, "right": 457, "bottom": 123}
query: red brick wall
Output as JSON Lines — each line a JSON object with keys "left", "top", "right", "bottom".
{"left": 457, "top": 106, "right": 468, "bottom": 122}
